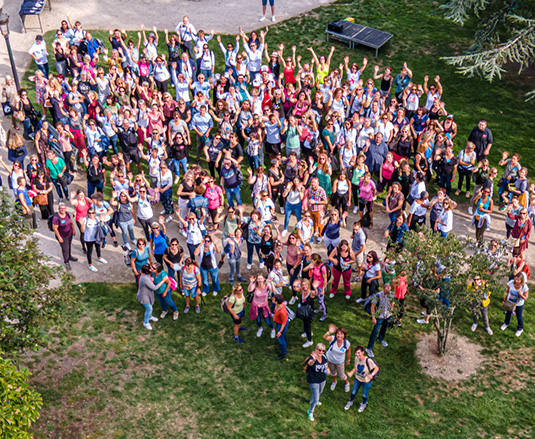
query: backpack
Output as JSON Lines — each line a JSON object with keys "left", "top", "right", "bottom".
{"left": 221, "top": 294, "right": 233, "bottom": 313}
{"left": 240, "top": 218, "right": 250, "bottom": 241}
{"left": 365, "top": 357, "right": 380, "bottom": 381}
{"left": 236, "top": 166, "right": 244, "bottom": 185}
{"left": 363, "top": 292, "right": 381, "bottom": 315}
{"left": 326, "top": 337, "right": 348, "bottom": 355}
{"left": 522, "top": 263, "right": 531, "bottom": 280}
{"left": 285, "top": 303, "right": 296, "bottom": 321}
{"left": 124, "top": 249, "right": 133, "bottom": 267}
{"left": 47, "top": 213, "right": 57, "bottom": 232}
{"left": 309, "top": 264, "right": 332, "bottom": 283}
{"left": 361, "top": 211, "right": 372, "bottom": 228}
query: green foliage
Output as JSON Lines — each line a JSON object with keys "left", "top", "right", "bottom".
{"left": 0, "top": 354, "right": 42, "bottom": 439}
{"left": 441, "top": 0, "right": 535, "bottom": 96}
{"left": 387, "top": 228, "right": 506, "bottom": 353}
{"left": 0, "top": 192, "right": 84, "bottom": 353}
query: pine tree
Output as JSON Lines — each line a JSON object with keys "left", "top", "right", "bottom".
{"left": 440, "top": 0, "right": 535, "bottom": 99}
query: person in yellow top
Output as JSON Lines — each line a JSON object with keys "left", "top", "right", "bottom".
{"left": 228, "top": 284, "right": 247, "bottom": 343}
{"left": 307, "top": 46, "right": 335, "bottom": 85}
{"left": 468, "top": 275, "right": 493, "bottom": 335}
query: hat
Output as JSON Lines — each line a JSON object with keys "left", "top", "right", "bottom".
{"left": 140, "top": 53, "right": 146, "bottom": 59}
{"left": 149, "top": 32, "right": 155, "bottom": 38}
{"left": 6, "top": 75, "right": 12, "bottom": 80}
{"left": 447, "top": 114, "right": 454, "bottom": 119}
{"left": 35, "top": 35, "right": 43, "bottom": 41}
{"left": 271, "top": 52, "right": 279, "bottom": 58}
{"left": 260, "top": 65, "right": 269, "bottom": 73}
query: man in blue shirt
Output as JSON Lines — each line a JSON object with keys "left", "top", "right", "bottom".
{"left": 394, "top": 62, "right": 412, "bottom": 100}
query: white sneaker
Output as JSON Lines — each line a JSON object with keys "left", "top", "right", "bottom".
{"left": 317, "top": 236, "right": 323, "bottom": 243}
{"left": 247, "top": 264, "right": 252, "bottom": 270}
{"left": 307, "top": 409, "right": 314, "bottom": 421}
{"left": 486, "top": 327, "right": 493, "bottom": 335}
{"left": 180, "top": 229, "right": 187, "bottom": 237}
{"left": 149, "top": 316, "right": 158, "bottom": 322}
{"left": 97, "top": 257, "right": 108, "bottom": 264}
{"left": 500, "top": 324, "right": 508, "bottom": 331}
{"left": 174, "top": 176, "right": 180, "bottom": 185}
{"left": 202, "top": 292, "right": 207, "bottom": 297}
{"left": 416, "top": 319, "right": 428, "bottom": 324}
{"left": 125, "top": 242, "right": 132, "bottom": 251}
{"left": 213, "top": 291, "right": 218, "bottom": 296}
{"left": 271, "top": 15, "right": 276, "bottom": 22}
{"left": 259, "top": 262, "right": 265, "bottom": 269}
{"left": 143, "top": 323, "right": 153, "bottom": 330}
{"left": 380, "top": 340, "right": 388, "bottom": 347}
{"left": 160, "top": 311, "right": 168, "bottom": 319}
{"left": 330, "top": 381, "right": 337, "bottom": 391}
{"left": 365, "top": 348, "right": 374, "bottom": 358}
{"left": 166, "top": 216, "right": 173, "bottom": 223}
{"left": 358, "top": 403, "right": 367, "bottom": 412}
{"left": 329, "top": 293, "right": 335, "bottom": 299}
{"left": 316, "top": 401, "right": 322, "bottom": 406}
{"left": 344, "top": 382, "right": 350, "bottom": 392}
{"left": 471, "top": 323, "right": 477, "bottom": 332}
{"left": 356, "top": 298, "right": 364, "bottom": 304}
{"left": 259, "top": 15, "right": 266, "bottom": 21}
{"left": 280, "top": 206, "right": 285, "bottom": 214}
{"left": 468, "top": 206, "right": 473, "bottom": 215}
{"left": 301, "top": 332, "right": 307, "bottom": 338}
{"left": 88, "top": 265, "right": 98, "bottom": 272}
{"left": 256, "top": 327, "right": 264, "bottom": 337}
{"left": 345, "top": 295, "right": 351, "bottom": 300}
{"left": 270, "top": 328, "right": 276, "bottom": 338}
{"left": 289, "top": 296, "right": 297, "bottom": 305}
{"left": 352, "top": 206, "right": 358, "bottom": 214}
{"left": 160, "top": 210, "right": 166, "bottom": 215}
{"left": 302, "top": 340, "right": 313, "bottom": 348}
{"left": 282, "top": 229, "right": 288, "bottom": 238}
{"left": 515, "top": 329, "right": 524, "bottom": 337}
{"left": 344, "top": 401, "right": 353, "bottom": 411}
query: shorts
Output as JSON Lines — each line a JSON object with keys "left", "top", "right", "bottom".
{"left": 123, "top": 149, "right": 140, "bottom": 164}
{"left": 358, "top": 198, "right": 373, "bottom": 213}
{"left": 184, "top": 287, "right": 198, "bottom": 298}
{"left": 265, "top": 141, "right": 281, "bottom": 156}
{"left": 232, "top": 309, "right": 245, "bottom": 325}
{"left": 355, "top": 251, "right": 365, "bottom": 266}
{"left": 327, "top": 361, "right": 347, "bottom": 381}
{"left": 262, "top": 0, "right": 275, "bottom": 5}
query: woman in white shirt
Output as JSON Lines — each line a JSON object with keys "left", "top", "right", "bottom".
{"left": 158, "top": 162, "right": 174, "bottom": 220}
{"left": 81, "top": 209, "right": 108, "bottom": 272}
{"left": 153, "top": 56, "right": 171, "bottom": 94}
{"left": 435, "top": 198, "right": 453, "bottom": 238}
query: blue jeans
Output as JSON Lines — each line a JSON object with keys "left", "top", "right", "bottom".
{"left": 88, "top": 180, "right": 104, "bottom": 197}
{"left": 51, "top": 178, "right": 69, "bottom": 199}
{"left": 505, "top": 304, "right": 524, "bottom": 330}
{"left": 143, "top": 303, "right": 153, "bottom": 324}
{"left": 287, "top": 262, "right": 301, "bottom": 296}
{"left": 201, "top": 267, "right": 221, "bottom": 294}
{"left": 201, "top": 69, "right": 212, "bottom": 79}
{"left": 440, "top": 230, "right": 449, "bottom": 238}
{"left": 23, "top": 117, "right": 33, "bottom": 137}
{"left": 187, "top": 243, "right": 200, "bottom": 259}
{"left": 309, "top": 381, "right": 326, "bottom": 413}
{"left": 367, "top": 316, "right": 391, "bottom": 351}
{"left": 156, "top": 292, "right": 178, "bottom": 313}
{"left": 228, "top": 257, "right": 243, "bottom": 284}
{"left": 438, "top": 174, "right": 453, "bottom": 196}
{"left": 119, "top": 219, "right": 135, "bottom": 245}
{"left": 246, "top": 241, "right": 262, "bottom": 265}
{"left": 256, "top": 307, "right": 274, "bottom": 329}
{"left": 247, "top": 154, "right": 259, "bottom": 170}
{"left": 107, "top": 134, "right": 118, "bottom": 154}
{"left": 284, "top": 201, "right": 302, "bottom": 230}
{"left": 36, "top": 62, "right": 49, "bottom": 77}
{"left": 276, "top": 322, "right": 288, "bottom": 355}
{"left": 388, "top": 212, "right": 397, "bottom": 224}
{"left": 225, "top": 186, "right": 243, "bottom": 207}
{"left": 166, "top": 263, "right": 180, "bottom": 282}
{"left": 349, "top": 379, "right": 372, "bottom": 404}
{"left": 173, "top": 158, "right": 189, "bottom": 179}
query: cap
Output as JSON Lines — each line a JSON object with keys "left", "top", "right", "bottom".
{"left": 35, "top": 35, "right": 43, "bottom": 41}
{"left": 271, "top": 52, "right": 279, "bottom": 58}
{"left": 149, "top": 32, "right": 155, "bottom": 38}
{"left": 260, "top": 65, "right": 269, "bottom": 72}
{"left": 140, "top": 53, "right": 146, "bottom": 59}
{"left": 447, "top": 114, "right": 454, "bottom": 119}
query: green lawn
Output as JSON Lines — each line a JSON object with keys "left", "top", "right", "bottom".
{"left": 23, "top": 282, "right": 535, "bottom": 438}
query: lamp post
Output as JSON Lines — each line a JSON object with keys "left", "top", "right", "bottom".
{"left": 0, "top": 12, "right": 21, "bottom": 91}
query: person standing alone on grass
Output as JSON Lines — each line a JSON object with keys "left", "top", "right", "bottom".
{"left": 344, "top": 345, "right": 379, "bottom": 413}
{"left": 305, "top": 343, "right": 328, "bottom": 422}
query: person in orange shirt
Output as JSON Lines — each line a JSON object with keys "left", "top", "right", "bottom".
{"left": 272, "top": 294, "right": 288, "bottom": 360}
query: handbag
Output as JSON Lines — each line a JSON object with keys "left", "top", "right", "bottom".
{"left": 59, "top": 172, "right": 74, "bottom": 186}
{"left": 508, "top": 235, "right": 521, "bottom": 249}
{"left": 35, "top": 193, "right": 48, "bottom": 206}
{"left": 503, "top": 301, "right": 516, "bottom": 313}
{"left": 2, "top": 101, "right": 13, "bottom": 116}
{"left": 296, "top": 303, "right": 313, "bottom": 321}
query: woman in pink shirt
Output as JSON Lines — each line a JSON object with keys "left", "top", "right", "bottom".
{"left": 204, "top": 177, "right": 224, "bottom": 230}
{"left": 70, "top": 188, "right": 92, "bottom": 254}
{"left": 304, "top": 254, "right": 329, "bottom": 322}
{"left": 358, "top": 172, "right": 377, "bottom": 228}
{"left": 248, "top": 274, "right": 276, "bottom": 339}
{"left": 378, "top": 152, "right": 395, "bottom": 193}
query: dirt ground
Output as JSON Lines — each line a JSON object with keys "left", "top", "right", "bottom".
{"left": 415, "top": 332, "right": 486, "bottom": 382}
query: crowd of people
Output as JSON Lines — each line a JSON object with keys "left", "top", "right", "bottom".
{"left": 0, "top": 14, "right": 531, "bottom": 421}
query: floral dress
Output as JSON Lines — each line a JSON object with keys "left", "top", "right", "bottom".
{"left": 34, "top": 77, "right": 48, "bottom": 106}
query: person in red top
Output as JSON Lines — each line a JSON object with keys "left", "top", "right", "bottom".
{"left": 272, "top": 294, "right": 288, "bottom": 360}
{"left": 392, "top": 273, "right": 408, "bottom": 325}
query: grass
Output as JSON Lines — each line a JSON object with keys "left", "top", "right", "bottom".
{"left": 22, "top": 282, "right": 535, "bottom": 438}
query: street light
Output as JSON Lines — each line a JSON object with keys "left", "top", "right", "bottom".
{"left": 0, "top": 12, "right": 21, "bottom": 91}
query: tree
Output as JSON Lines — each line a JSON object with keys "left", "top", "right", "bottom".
{"left": 440, "top": 0, "right": 535, "bottom": 99}
{"left": 0, "top": 192, "right": 83, "bottom": 353}
{"left": 0, "top": 354, "right": 42, "bottom": 438}
{"left": 386, "top": 228, "right": 506, "bottom": 355}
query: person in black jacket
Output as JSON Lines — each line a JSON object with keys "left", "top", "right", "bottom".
{"left": 114, "top": 119, "right": 141, "bottom": 173}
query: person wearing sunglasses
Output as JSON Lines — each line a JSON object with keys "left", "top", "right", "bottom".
{"left": 227, "top": 284, "right": 247, "bottom": 343}
{"left": 305, "top": 343, "right": 328, "bottom": 422}
{"left": 194, "top": 235, "right": 221, "bottom": 297}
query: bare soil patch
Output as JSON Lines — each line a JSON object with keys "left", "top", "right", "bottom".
{"left": 416, "top": 332, "right": 486, "bottom": 382}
